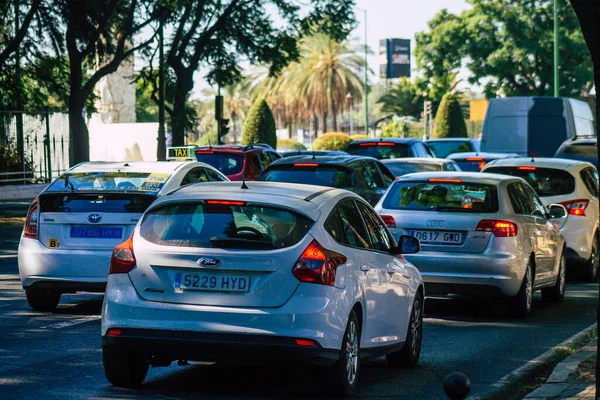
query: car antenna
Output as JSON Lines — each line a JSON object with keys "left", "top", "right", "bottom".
{"left": 312, "top": 150, "right": 316, "bottom": 160}
{"left": 529, "top": 152, "right": 535, "bottom": 162}
{"left": 241, "top": 177, "right": 249, "bottom": 189}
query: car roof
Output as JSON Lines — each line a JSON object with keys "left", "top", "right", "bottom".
{"left": 348, "top": 138, "right": 419, "bottom": 145}
{"left": 194, "top": 145, "right": 265, "bottom": 154}
{"left": 382, "top": 157, "right": 450, "bottom": 165}
{"left": 68, "top": 161, "right": 188, "bottom": 174}
{"left": 397, "top": 171, "right": 517, "bottom": 185}
{"left": 425, "top": 138, "right": 474, "bottom": 142}
{"left": 268, "top": 155, "right": 374, "bottom": 168}
{"left": 446, "top": 152, "right": 519, "bottom": 160}
{"left": 564, "top": 137, "right": 597, "bottom": 144}
{"left": 484, "top": 157, "right": 593, "bottom": 170}
{"left": 155, "top": 181, "right": 352, "bottom": 220}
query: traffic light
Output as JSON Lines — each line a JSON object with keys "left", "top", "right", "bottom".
{"left": 424, "top": 100, "right": 433, "bottom": 116}
{"left": 220, "top": 119, "right": 230, "bottom": 135}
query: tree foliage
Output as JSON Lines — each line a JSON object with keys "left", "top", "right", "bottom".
{"left": 433, "top": 93, "right": 468, "bottom": 139}
{"left": 277, "top": 139, "right": 306, "bottom": 151}
{"left": 312, "top": 132, "right": 353, "bottom": 151}
{"left": 415, "top": 0, "right": 594, "bottom": 99}
{"left": 377, "top": 78, "right": 424, "bottom": 119}
{"left": 242, "top": 98, "right": 277, "bottom": 148}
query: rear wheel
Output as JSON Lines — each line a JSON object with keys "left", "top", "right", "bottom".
{"left": 582, "top": 234, "right": 599, "bottom": 282}
{"left": 102, "top": 348, "right": 149, "bottom": 387}
{"left": 542, "top": 251, "right": 566, "bottom": 303}
{"left": 510, "top": 262, "right": 533, "bottom": 317}
{"left": 387, "top": 291, "right": 423, "bottom": 368}
{"left": 329, "top": 310, "right": 360, "bottom": 397}
{"left": 25, "top": 287, "right": 61, "bottom": 311}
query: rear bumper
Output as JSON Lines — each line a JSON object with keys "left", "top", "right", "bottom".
{"left": 102, "top": 329, "right": 339, "bottom": 366}
{"left": 560, "top": 217, "right": 595, "bottom": 262}
{"left": 18, "top": 237, "right": 112, "bottom": 290}
{"left": 405, "top": 250, "right": 526, "bottom": 297}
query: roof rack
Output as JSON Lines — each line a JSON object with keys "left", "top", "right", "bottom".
{"left": 242, "top": 143, "right": 274, "bottom": 151}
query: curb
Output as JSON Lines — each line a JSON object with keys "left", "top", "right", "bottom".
{"left": 470, "top": 322, "right": 597, "bottom": 400}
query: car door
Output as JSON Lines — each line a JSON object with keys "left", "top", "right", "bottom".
{"left": 356, "top": 200, "right": 410, "bottom": 341}
{"left": 336, "top": 199, "right": 392, "bottom": 347}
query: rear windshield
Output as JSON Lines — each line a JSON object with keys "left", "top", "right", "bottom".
{"left": 484, "top": 167, "right": 575, "bottom": 197}
{"left": 454, "top": 160, "right": 487, "bottom": 172}
{"left": 382, "top": 181, "right": 499, "bottom": 213}
{"left": 346, "top": 143, "right": 409, "bottom": 159}
{"left": 195, "top": 153, "right": 244, "bottom": 175}
{"left": 140, "top": 202, "right": 314, "bottom": 250}
{"left": 46, "top": 172, "right": 171, "bottom": 194}
{"left": 426, "top": 141, "right": 473, "bottom": 158}
{"left": 259, "top": 167, "right": 352, "bottom": 188}
{"left": 384, "top": 162, "right": 441, "bottom": 177}
{"left": 40, "top": 193, "right": 155, "bottom": 213}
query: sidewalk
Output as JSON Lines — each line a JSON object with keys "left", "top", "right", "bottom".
{"left": 524, "top": 339, "right": 597, "bottom": 400}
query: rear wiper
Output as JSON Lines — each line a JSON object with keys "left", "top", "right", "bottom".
{"left": 64, "top": 176, "right": 75, "bottom": 192}
{"left": 210, "top": 238, "right": 275, "bottom": 250}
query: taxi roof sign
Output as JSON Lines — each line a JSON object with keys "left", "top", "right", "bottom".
{"left": 167, "top": 146, "right": 196, "bottom": 161}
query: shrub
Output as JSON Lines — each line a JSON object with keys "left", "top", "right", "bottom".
{"left": 433, "top": 93, "right": 468, "bottom": 138}
{"left": 277, "top": 139, "right": 306, "bottom": 151}
{"left": 312, "top": 132, "right": 353, "bottom": 151}
{"left": 380, "top": 121, "right": 408, "bottom": 138}
{"left": 349, "top": 134, "right": 370, "bottom": 141}
{"left": 242, "top": 98, "right": 277, "bottom": 149}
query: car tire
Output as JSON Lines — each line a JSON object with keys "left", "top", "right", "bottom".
{"left": 510, "top": 262, "right": 533, "bottom": 317}
{"left": 102, "top": 348, "right": 149, "bottom": 387}
{"left": 542, "top": 250, "right": 566, "bottom": 303}
{"left": 329, "top": 310, "right": 360, "bottom": 397}
{"left": 582, "top": 234, "right": 599, "bottom": 282}
{"left": 386, "top": 291, "right": 423, "bottom": 368}
{"left": 25, "top": 287, "right": 61, "bottom": 311}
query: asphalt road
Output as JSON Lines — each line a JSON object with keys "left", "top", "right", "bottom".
{"left": 0, "top": 201, "right": 598, "bottom": 399}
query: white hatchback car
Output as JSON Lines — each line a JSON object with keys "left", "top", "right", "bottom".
{"left": 18, "top": 161, "right": 228, "bottom": 311}
{"left": 101, "top": 182, "right": 424, "bottom": 396}
{"left": 483, "top": 158, "right": 599, "bottom": 280}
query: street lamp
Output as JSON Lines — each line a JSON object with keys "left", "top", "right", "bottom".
{"left": 357, "top": 7, "right": 368, "bottom": 136}
{"left": 346, "top": 93, "right": 353, "bottom": 135}
{"left": 554, "top": 0, "right": 559, "bottom": 97}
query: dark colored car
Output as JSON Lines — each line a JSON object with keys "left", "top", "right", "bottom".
{"left": 280, "top": 150, "right": 349, "bottom": 157}
{"left": 555, "top": 137, "right": 598, "bottom": 167}
{"left": 346, "top": 138, "right": 435, "bottom": 160}
{"left": 258, "top": 155, "right": 396, "bottom": 206}
{"left": 193, "top": 144, "right": 281, "bottom": 181}
{"left": 425, "top": 138, "right": 481, "bottom": 158}
{"left": 382, "top": 158, "right": 462, "bottom": 177}
{"left": 446, "top": 152, "right": 520, "bottom": 172}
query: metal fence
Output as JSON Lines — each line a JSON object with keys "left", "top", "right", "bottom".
{"left": 0, "top": 110, "right": 70, "bottom": 185}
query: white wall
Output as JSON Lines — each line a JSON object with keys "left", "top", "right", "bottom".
{"left": 88, "top": 117, "right": 159, "bottom": 162}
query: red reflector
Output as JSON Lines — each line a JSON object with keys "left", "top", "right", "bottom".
{"left": 196, "top": 150, "right": 214, "bottom": 154}
{"left": 518, "top": 166, "right": 537, "bottom": 171}
{"left": 476, "top": 219, "right": 518, "bottom": 237}
{"left": 292, "top": 240, "right": 347, "bottom": 286}
{"left": 380, "top": 215, "right": 396, "bottom": 228}
{"left": 294, "top": 163, "right": 319, "bottom": 167}
{"left": 206, "top": 200, "right": 246, "bottom": 206}
{"left": 106, "top": 328, "right": 122, "bottom": 336}
{"left": 559, "top": 199, "right": 589, "bottom": 217}
{"left": 109, "top": 235, "right": 136, "bottom": 274}
{"left": 428, "top": 178, "right": 463, "bottom": 183}
{"left": 465, "top": 157, "right": 483, "bottom": 161}
{"left": 295, "top": 339, "right": 317, "bottom": 347}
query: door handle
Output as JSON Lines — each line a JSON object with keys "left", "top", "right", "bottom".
{"left": 360, "top": 264, "right": 370, "bottom": 272}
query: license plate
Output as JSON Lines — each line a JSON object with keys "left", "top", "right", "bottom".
{"left": 408, "top": 230, "right": 462, "bottom": 245}
{"left": 70, "top": 226, "right": 123, "bottom": 239}
{"left": 173, "top": 272, "right": 250, "bottom": 293}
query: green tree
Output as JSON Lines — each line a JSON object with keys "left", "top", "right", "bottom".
{"left": 377, "top": 78, "right": 424, "bottom": 119}
{"left": 135, "top": 78, "right": 158, "bottom": 122}
{"left": 242, "top": 98, "right": 277, "bottom": 148}
{"left": 415, "top": 1, "right": 594, "bottom": 99}
{"left": 433, "top": 93, "right": 467, "bottom": 139}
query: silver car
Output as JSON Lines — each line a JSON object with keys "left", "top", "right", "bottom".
{"left": 374, "top": 172, "right": 567, "bottom": 316}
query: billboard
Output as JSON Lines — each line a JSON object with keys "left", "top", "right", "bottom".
{"left": 379, "top": 38, "right": 411, "bottom": 79}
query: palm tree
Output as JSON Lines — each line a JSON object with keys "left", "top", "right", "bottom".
{"left": 377, "top": 78, "right": 425, "bottom": 119}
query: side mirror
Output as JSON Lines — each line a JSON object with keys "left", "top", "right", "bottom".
{"left": 396, "top": 235, "right": 421, "bottom": 255}
{"left": 548, "top": 204, "right": 568, "bottom": 219}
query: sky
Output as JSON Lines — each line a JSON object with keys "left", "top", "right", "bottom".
{"left": 189, "top": 0, "right": 470, "bottom": 99}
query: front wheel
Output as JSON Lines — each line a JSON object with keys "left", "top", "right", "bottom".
{"left": 510, "top": 262, "right": 533, "bottom": 317}
{"left": 25, "top": 287, "right": 61, "bottom": 311}
{"left": 542, "top": 251, "right": 566, "bottom": 303}
{"left": 387, "top": 291, "right": 423, "bottom": 368}
{"left": 103, "top": 348, "right": 149, "bottom": 387}
{"left": 329, "top": 310, "right": 360, "bottom": 397}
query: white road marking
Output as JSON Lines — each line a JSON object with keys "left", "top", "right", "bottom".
{"left": 40, "top": 316, "right": 101, "bottom": 329}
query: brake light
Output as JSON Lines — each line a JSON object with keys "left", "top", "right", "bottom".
{"left": 380, "top": 215, "right": 396, "bottom": 228}
{"left": 465, "top": 157, "right": 483, "bottom": 161}
{"left": 518, "top": 166, "right": 537, "bottom": 171}
{"left": 476, "top": 220, "right": 518, "bottom": 237}
{"left": 206, "top": 200, "right": 245, "bottom": 206}
{"left": 359, "top": 142, "right": 395, "bottom": 147}
{"left": 106, "top": 328, "right": 122, "bottom": 336}
{"left": 294, "top": 163, "right": 319, "bottom": 167}
{"left": 23, "top": 200, "right": 39, "bottom": 239}
{"left": 195, "top": 150, "right": 214, "bottom": 154}
{"left": 295, "top": 339, "right": 318, "bottom": 347}
{"left": 292, "top": 240, "right": 347, "bottom": 286}
{"left": 428, "top": 178, "right": 463, "bottom": 183}
{"left": 559, "top": 199, "right": 589, "bottom": 216}
{"left": 377, "top": 142, "right": 395, "bottom": 146}
{"left": 109, "top": 234, "right": 136, "bottom": 274}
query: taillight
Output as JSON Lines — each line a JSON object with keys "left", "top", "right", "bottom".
{"left": 476, "top": 219, "right": 518, "bottom": 237}
{"left": 109, "top": 234, "right": 136, "bottom": 274}
{"left": 292, "top": 240, "right": 347, "bottom": 286}
{"left": 380, "top": 215, "right": 396, "bottom": 228}
{"left": 559, "top": 199, "right": 589, "bottom": 216}
{"left": 23, "top": 200, "right": 39, "bottom": 238}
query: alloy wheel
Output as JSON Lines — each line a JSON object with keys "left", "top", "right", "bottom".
{"left": 525, "top": 266, "right": 533, "bottom": 311}
{"left": 559, "top": 255, "right": 566, "bottom": 295}
{"left": 411, "top": 299, "right": 422, "bottom": 356}
{"left": 345, "top": 320, "right": 359, "bottom": 385}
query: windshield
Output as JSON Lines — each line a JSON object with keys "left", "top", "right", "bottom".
{"left": 346, "top": 143, "right": 410, "bottom": 159}
{"left": 140, "top": 202, "right": 314, "bottom": 250}
{"left": 195, "top": 153, "right": 244, "bottom": 175}
{"left": 426, "top": 140, "right": 474, "bottom": 158}
{"left": 384, "top": 162, "right": 441, "bottom": 177}
{"left": 382, "top": 181, "right": 499, "bottom": 213}
{"left": 46, "top": 172, "right": 171, "bottom": 194}
{"left": 484, "top": 167, "right": 575, "bottom": 197}
{"left": 259, "top": 167, "right": 353, "bottom": 188}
